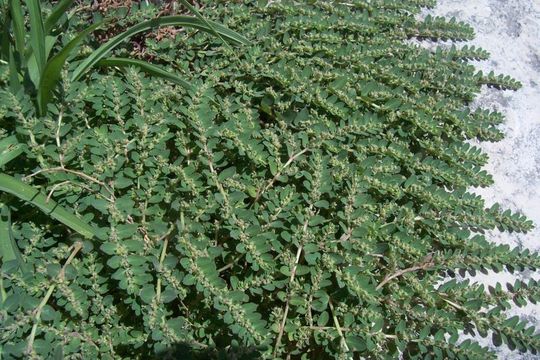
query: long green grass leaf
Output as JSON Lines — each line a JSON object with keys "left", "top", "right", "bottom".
{"left": 44, "top": 0, "right": 75, "bottom": 34}
{"left": 8, "top": 47, "right": 21, "bottom": 92}
{"left": 0, "top": 203, "right": 26, "bottom": 271}
{"left": 0, "top": 136, "right": 24, "bottom": 167}
{"left": 9, "top": 0, "right": 25, "bottom": 56}
{"left": 97, "top": 57, "right": 194, "bottom": 91}
{"left": 1, "top": 204, "right": 19, "bottom": 305}
{"left": 26, "top": 51, "right": 40, "bottom": 88}
{"left": 71, "top": 15, "right": 250, "bottom": 82}
{"left": 177, "top": 0, "right": 230, "bottom": 49}
{"left": 1, "top": 12, "right": 11, "bottom": 61}
{"left": 26, "top": 0, "right": 46, "bottom": 78}
{"left": 0, "top": 174, "right": 97, "bottom": 239}
{"left": 37, "top": 22, "right": 102, "bottom": 115}
{"left": 23, "top": 36, "right": 57, "bottom": 89}
{"left": 44, "top": 35, "right": 58, "bottom": 60}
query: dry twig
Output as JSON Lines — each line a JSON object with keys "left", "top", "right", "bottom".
{"left": 376, "top": 253, "right": 435, "bottom": 290}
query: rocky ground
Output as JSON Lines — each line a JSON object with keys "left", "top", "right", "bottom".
{"left": 427, "top": 1, "right": 540, "bottom": 358}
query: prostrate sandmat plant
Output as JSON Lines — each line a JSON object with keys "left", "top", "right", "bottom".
{"left": 1, "top": 0, "right": 539, "bottom": 359}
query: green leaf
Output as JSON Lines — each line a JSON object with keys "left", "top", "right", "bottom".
{"left": 177, "top": 0, "right": 230, "bottom": 49}
{"left": 218, "top": 166, "right": 236, "bottom": 181}
{"left": 0, "top": 136, "right": 24, "bottom": 167}
{"left": 44, "top": 0, "right": 75, "bottom": 34}
{"left": 1, "top": 10, "right": 11, "bottom": 60}
{"left": 71, "top": 15, "right": 250, "bottom": 82}
{"left": 161, "top": 287, "right": 177, "bottom": 303}
{"left": 346, "top": 336, "right": 366, "bottom": 351}
{"left": 290, "top": 296, "right": 305, "bottom": 306}
{"left": 37, "top": 21, "right": 103, "bottom": 115}
{"left": 309, "top": 215, "right": 325, "bottom": 226}
{"left": 166, "top": 317, "right": 185, "bottom": 333}
{"left": 44, "top": 35, "right": 58, "bottom": 61}
{"left": 0, "top": 174, "right": 97, "bottom": 239}
{"left": 139, "top": 285, "right": 155, "bottom": 304}
{"left": 0, "top": 204, "right": 26, "bottom": 271}
{"left": 100, "top": 243, "right": 117, "bottom": 255}
{"left": 7, "top": 48, "right": 21, "bottom": 92}
{"left": 52, "top": 344, "right": 63, "bottom": 360}
{"left": 96, "top": 57, "right": 193, "bottom": 92}
{"left": 26, "top": 0, "right": 46, "bottom": 79}
{"left": 371, "top": 318, "right": 384, "bottom": 332}
{"left": 317, "top": 311, "right": 329, "bottom": 326}
{"left": 9, "top": 0, "right": 26, "bottom": 56}
{"left": 314, "top": 200, "right": 329, "bottom": 209}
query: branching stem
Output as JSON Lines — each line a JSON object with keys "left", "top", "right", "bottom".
{"left": 24, "top": 166, "right": 115, "bottom": 199}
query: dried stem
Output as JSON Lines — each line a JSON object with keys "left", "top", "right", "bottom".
{"left": 47, "top": 180, "right": 115, "bottom": 204}
{"left": 24, "top": 166, "right": 115, "bottom": 199}
{"left": 46, "top": 181, "right": 70, "bottom": 203}
{"left": 376, "top": 253, "right": 435, "bottom": 290}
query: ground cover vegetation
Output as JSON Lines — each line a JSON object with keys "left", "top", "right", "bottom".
{"left": 1, "top": 0, "right": 539, "bottom": 359}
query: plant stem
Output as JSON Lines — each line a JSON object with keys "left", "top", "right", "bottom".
{"left": 46, "top": 180, "right": 70, "bottom": 203}
{"left": 376, "top": 253, "right": 435, "bottom": 290}
{"left": 329, "top": 299, "right": 350, "bottom": 354}
{"left": 273, "top": 244, "right": 302, "bottom": 358}
{"left": 24, "top": 166, "right": 115, "bottom": 199}
{"left": 155, "top": 237, "right": 169, "bottom": 302}
{"left": 55, "top": 109, "right": 64, "bottom": 167}
{"left": 252, "top": 148, "right": 309, "bottom": 206}
{"left": 273, "top": 212, "right": 310, "bottom": 357}
{"left": 26, "top": 242, "right": 83, "bottom": 355}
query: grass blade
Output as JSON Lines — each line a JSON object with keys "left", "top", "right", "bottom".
{"left": 9, "top": 0, "right": 26, "bottom": 56}
{"left": 0, "top": 203, "right": 23, "bottom": 306}
{"left": 26, "top": 0, "right": 46, "bottom": 78}
{"left": 97, "top": 57, "right": 194, "bottom": 91}
{"left": 0, "top": 203, "right": 26, "bottom": 272}
{"left": 44, "top": 0, "right": 75, "bottom": 34}
{"left": 71, "top": 15, "right": 250, "bottom": 82}
{"left": 8, "top": 46, "right": 21, "bottom": 93}
{"left": 0, "top": 136, "right": 24, "bottom": 167}
{"left": 23, "top": 36, "right": 58, "bottom": 89}
{"left": 37, "top": 22, "right": 102, "bottom": 115}
{"left": 0, "top": 173, "right": 97, "bottom": 239}
{"left": 177, "top": 0, "right": 230, "bottom": 49}
{"left": 1, "top": 12, "right": 11, "bottom": 61}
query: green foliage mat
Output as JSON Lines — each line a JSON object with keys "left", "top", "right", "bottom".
{"left": 1, "top": 0, "right": 540, "bottom": 359}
